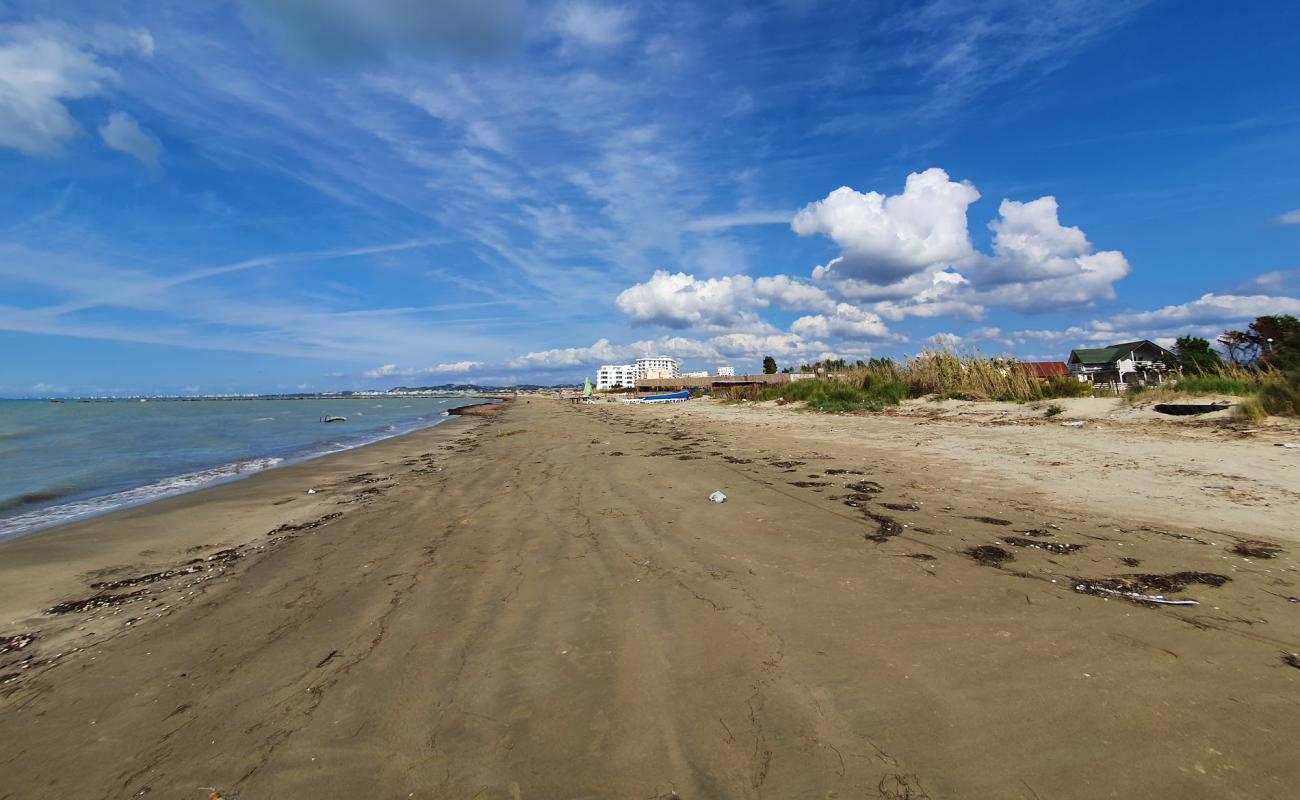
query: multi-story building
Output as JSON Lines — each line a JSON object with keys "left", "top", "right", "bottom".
{"left": 595, "top": 364, "right": 639, "bottom": 390}
{"left": 635, "top": 356, "right": 679, "bottom": 380}
{"left": 716, "top": 366, "right": 735, "bottom": 376}
{"left": 682, "top": 370, "right": 710, "bottom": 378}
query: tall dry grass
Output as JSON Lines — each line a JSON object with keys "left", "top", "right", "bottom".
{"left": 846, "top": 348, "right": 1092, "bottom": 403}
{"left": 754, "top": 348, "right": 1093, "bottom": 411}
{"left": 754, "top": 348, "right": 1298, "bottom": 416}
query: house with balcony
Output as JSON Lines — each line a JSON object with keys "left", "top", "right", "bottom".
{"left": 1067, "top": 340, "right": 1177, "bottom": 391}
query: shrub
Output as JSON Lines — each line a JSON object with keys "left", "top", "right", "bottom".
{"left": 1234, "top": 396, "right": 1267, "bottom": 422}
{"left": 1175, "top": 374, "right": 1266, "bottom": 395}
{"left": 758, "top": 377, "right": 909, "bottom": 413}
{"left": 1040, "top": 376, "right": 1094, "bottom": 399}
{"left": 1258, "top": 370, "right": 1300, "bottom": 417}
{"left": 1045, "top": 404, "right": 1064, "bottom": 417}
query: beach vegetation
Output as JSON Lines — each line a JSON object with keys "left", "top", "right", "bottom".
{"left": 756, "top": 374, "right": 910, "bottom": 412}
{"left": 1258, "top": 368, "right": 1300, "bottom": 417}
{"left": 754, "top": 339, "right": 1300, "bottom": 417}
{"left": 1174, "top": 336, "right": 1223, "bottom": 373}
{"left": 1233, "top": 396, "right": 1267, "bottom": 422}
{"left": 1045, "top": 404, "right": 1064, "bottom": 417}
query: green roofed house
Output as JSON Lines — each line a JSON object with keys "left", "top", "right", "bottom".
{"left": 1067, "top": 340, "right": 1178, "bottom": 392}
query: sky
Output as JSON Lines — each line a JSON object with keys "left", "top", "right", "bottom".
{"left": 2, "top": 0, "right": 1299, "bottom": 396}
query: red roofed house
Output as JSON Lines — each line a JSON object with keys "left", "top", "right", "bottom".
{"left": 1019, "top": 361, "right": 1071, "bottom": 380}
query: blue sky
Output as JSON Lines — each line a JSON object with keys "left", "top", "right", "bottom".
{"left": 2, "top": 0, "right": 1298, "bottom": 395}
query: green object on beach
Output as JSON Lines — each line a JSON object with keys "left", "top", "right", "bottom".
{"left": 582, "top": 378, "right": 593, "bottom": 398}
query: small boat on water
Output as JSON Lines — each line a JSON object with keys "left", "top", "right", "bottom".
{"left": 1153, "top": 402, "right": 1230, "bottom": 416}
{"left": 320, "top": 415, "right": 347, "bottom": 423}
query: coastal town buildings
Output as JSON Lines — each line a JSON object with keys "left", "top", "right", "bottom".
{"left": 635, "top": 356, "right": 680, "bottom": 380}
{"left": 595, "top": 363, "right": 639, "bottom": 390}
{"left": 598, "top": 358, "right": 746, "bottom": 389}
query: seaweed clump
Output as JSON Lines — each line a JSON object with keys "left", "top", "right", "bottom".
{"left": 965, "top": 545, "right": 1014, "bottom": 566}
{"left": 1002, "top": 536, "right": 1083, "bottom": 555}
{"left": 1230, "top": 540, "right": 1283, "bottom": 559}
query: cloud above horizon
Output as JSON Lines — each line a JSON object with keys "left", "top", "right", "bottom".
{"left": 0, "top": 22, "right": 153, "bottom": 156}
{"left": 2, "top": 0, "right": 1299, "bottom": 394}
{"left": 99, "top": 111, "right": 161, "bottom": 168}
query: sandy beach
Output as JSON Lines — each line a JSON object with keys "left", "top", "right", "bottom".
{"left": 2, "top": 396, "right": 1298, "bottom": 799}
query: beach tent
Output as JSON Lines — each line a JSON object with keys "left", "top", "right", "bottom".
{"left": 582, "top": 377, "right": 593, "bottom": 398}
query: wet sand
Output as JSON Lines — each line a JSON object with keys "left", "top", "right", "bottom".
{"left": 1, "top": 397, "right": 1298, "bottom": 799}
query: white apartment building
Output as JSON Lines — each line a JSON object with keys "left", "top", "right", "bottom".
{"left": 716, "top": 366, "right": 735, "bottom": 376}
{"left": 682, "top": 371, "right": 709, "bottom": 378}
{"left": 635, "top": 356, "right": 680, "bottom": 380}
{"left": 595, "top": 364, "right": 638, "bottom": 390}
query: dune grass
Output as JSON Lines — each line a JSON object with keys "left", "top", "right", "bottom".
{"left": 740, "top": 348, "right": 1300, "bottom": 417}
{"left": 750, "top": 348, "right": 1093, "bottom": 413}
{"left": 757, "top": 374, "right": 910, "bottom": 413}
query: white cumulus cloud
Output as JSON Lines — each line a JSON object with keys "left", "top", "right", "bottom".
{"left": 792, "top": 167, "right": 980, "bottom": 284}
{"left": 435, "top": 360, "right": 483, "bottom": 373}
{"left": 0, "top": 23, "right": 153, "bottom": 157}
{"left": 965, "top": 197, "right": 1131, "bottom": 309}
{"left": 615, "top": 270, "right": 834, "bottom": 331}
{"left": 793, "top": 169, "right": 1130, "bottom": 313}
{"left": 1111, "top": 293, "right": 1300, "bottom": 329}
{"left": 1276, "top": 208, "right": 1300, "bottom": 225}
{"left": 789, "top": 303, "right": 896, "bottom": 341}
{"left": 99, "top": 111, "right": 161, "bottom": 168}
{"left": 364, "top": 360, "right": 484, "bottom": 378}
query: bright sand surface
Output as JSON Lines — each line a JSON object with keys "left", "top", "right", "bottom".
{"left": 1, "top": 397, "right": 1298, "bottom": 799}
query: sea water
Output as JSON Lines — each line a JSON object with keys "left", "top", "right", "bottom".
{"left": 0, "top": 397, "right": 476, "bottom": 541}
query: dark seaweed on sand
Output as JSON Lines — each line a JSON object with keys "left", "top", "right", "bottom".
{"left": 965, "top": 545, "right": 1014, "bottom": 566}
{"left": 863, "top": 512, "right": 903, "bottom": 543}
{"left": 1002, "top": 536, "right": 1083, "bottom": 554}
{"left": 0, "top": 633, "right": 36, "bottom": 655}
{"left": 1230, "top": 540, "right": 1283, "bottom": 559}
{"left": 47, "top": 589, "right": 150, "bottom": 615}
{"left": 844, "top": 481, "right": 883, "bottom": 494}
{"left": 1073, "top": 571, "right": 1230, "bottom": 600}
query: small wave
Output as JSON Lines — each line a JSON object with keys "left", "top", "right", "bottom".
{"left": 254, "top": 417, "right": 275, "bottom": 422}
{"left": 401, "top": 405, "right": 413, "bottom": 408}
{"left": 0, "top": 487, "right": 81, "bottom": 514}
{"left": 0, "top": 457, "right": 282, "bottom": 541}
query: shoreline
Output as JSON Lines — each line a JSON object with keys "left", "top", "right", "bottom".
{"left": 0, "top": 402, "right": 504, "bottom": 627}
{"left": 1, "top": 396, "right": 1297, "bottom": 798}
{"left": 0, "top": 398, "right": 503, "bottom": 543}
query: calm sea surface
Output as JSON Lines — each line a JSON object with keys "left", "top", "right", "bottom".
{"left": 0, "top": 397, "right": 474, "bottom": 541}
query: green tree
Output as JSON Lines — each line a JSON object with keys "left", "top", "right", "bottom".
{"left": 762, "top": 355, "right": 778, "bottom": 374}
{"left": 1174, "top": 336, "right": 1223, "bottom": 373}
{"left": 1218, "top": 315, "right": 1300, "bottom": 366}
